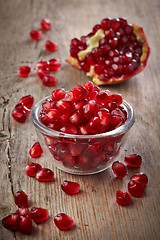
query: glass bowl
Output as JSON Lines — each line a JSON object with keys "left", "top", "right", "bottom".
{"left": 31, "top": 95, "right": 134, "bottom": 175}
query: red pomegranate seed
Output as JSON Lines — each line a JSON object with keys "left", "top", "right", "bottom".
{"left": 15, "top": 191, "right": 29, "bottom": 207}
{"left": 83, "top": 100, "right": 99, "bottom": 119}
{"left": 96, "top": 91, "right": 109, "bottom": 104}
{"left": 109, "top": 114, "right": 122, "bottom": 129}
{"left": 74, "top": 99, "right": 88, "bottom": 110}
{"left": 101, "top": 18, "right": 111, "bottom": 30}
{"left": 19, "top": 215, "right": 32, "bottom": 235}
{"left": 116, "top": 190, "right": 131, "bottom": 206}
{"left": 30, "top": 207, "right": 48, "bottom": 223}
{"left": 25, "top": 162, "right": 42, "bottom": 177}
{"left": 83, "top": 81, "right": 94, "bottom": 94}
{"left": 36, "top": 168, "right": 54, "bottom": 182}
{"left": 69, "top": 143, "right": 84, "bottom": 156}
{"left": 112, "top": 161, "right": 127, "bottom": 179}
{"left": 128, "top": 180, "right": 144, "bottom": 197}
{"left": 42, "top": 75, "right": 58, "bottom": 86}
{"left": 18, "top": 65, "right": 31, "bottom": 77}
{"left": 57, "top": 100, "right": 73, "bottom": 114}
{"left": 60, "top": 124, "right": 77, "bottom": 135}
{"left": 70, "top": 110, "right": 83, "bottom": 126}
{"left": 19, "top": 95, "right": 34, "bottom": 109}
{"left": 105, "top": 102, "right": 117, "bottom": 111}
{"left": 124, "top": 154, "right": 142, "bottom": 167}
{"left": 61, "top": 180, "right": 80, "bottom": 195}
{"left": 12, "top": 109, "right": 27, "bottom": 123}
{"left": 37, "top": 68, "right": 50, "bottom": 79}
{"left": 86, "top": 116, "right": 101, "bottom": 134}
{"left": 36, "top": 61, "right": 48, "bottom": 70}
{"left": 79, "top": 124, "right": 89, "bottom": 135}
{"left": 72, "top": 85, "right": 89, "bottom": 100}
{"left": 45, "top": 40, "right": 58, "bottom": 51}
{"left": 109, "top": 94, "right": 123, "bottom": 105}
{"left": 54, "top": 213, "right": 73, "bottom": 230}
{"left": 30, "top": 30, "right": 42, "bottom": 40}
{"left": 98, "top": 108, "right": 111, "bottom": 126}
{"left": 130, "top": 173, "right": 148, "bottom": 187}
{"left": 52, "top": 88, "right": 66, "bottom": 101}
{"left": 15, "top": 103, "right": 31, "bottom": 115}
{"left": 41, "top": 18, "right": 51, "bottom": 31}
{"left": 29, "top": 142, "right": 43, "bottom": 158}
{"left": 48, "top": 58, "right": 61, "bottom": 71}
{"left": 92, "top": 24, "right": 101, "bottom": 33}
{"left": 46, "top": 109, "right": 61, "bottom": 122}
{"left": 16, "top": 207, "right": 30, "bottom": 216}
{"left": 2, "top": 213, "right": 20, "bottom": 231}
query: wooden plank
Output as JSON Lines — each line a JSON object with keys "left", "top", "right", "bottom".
{"left": 0, "top": 0, "right": 160, "bottom": 239}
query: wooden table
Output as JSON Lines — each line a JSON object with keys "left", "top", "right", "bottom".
{"left": 0, "top": 0, "right": 160, "bottom": 239}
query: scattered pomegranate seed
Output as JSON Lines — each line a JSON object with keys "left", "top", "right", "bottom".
{"left": 48, "top": 59, "right": 61, "bottom": 71}
{"left": 54, "top": 213, "right": 73, "bottom": 230}
{"left": 61, "top": 180, "right": 80, "bottom": 195}
{"left": 124, "top": 154, "right": 142, "bottom": 167}
{"left": 29, "top": 142, "right": 43, "bottom": 158}
{"left": 30, "top": 30, "right": 42, "bottom": 40}
{"left": 14, "top": 191, "right": 29, "bottom": 207}
{"left": 128, "top": 180, "right": 144, "bottom": 197}
{"left": 2, "top": 213, "right": 20, "bottom": 231}
{"left": 19, "top": 215, "right": 32, "bottom": 235}
{"left": 25, "top": 162, "right": 42, "bottom": 177}
{"left": 30, "top": 207, "right": 49, "bottom": 223}
{"left": 18, "top": 66, "right": 31, "bottom": 77}
{"left": 36, "top": 168, "right": 54, "bottom": 182}
{"left": 112, "top": 161, "right": 127, "bottom": 179}
{"left": 12, "top": 109, "right": 27, "bottom": 123}
{"left": 41, "top": 18, "right": 51, "bottom": 31}
{"left": 36, "top": 61, "right": 48, "bottom": 70}
{"left": 116, "top": 190, "right": 131, "bottom": 206}
{"left": 130, "top": 173, "right": 148, "bottom": 187}
{"left": 42, "top": 75, "right": 58, "bottom": 86}
{"left": 15, "top": 103, "right": 31, "bottom": 115}
{"left": 16, "top": 208, "right": 30, "bottom": 216}
{"left": 19, "top": 95, "right": 34, "bottom": 109}
{"left": 37, "top": 68, "right": 50, "bottom": 79}
{"left": 45, "top": 40, "right": 58, "bottom": 51}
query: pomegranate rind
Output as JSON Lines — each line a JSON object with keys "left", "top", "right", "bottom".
{"left": 66, "top": 23, "right": 150, "bottom": 85}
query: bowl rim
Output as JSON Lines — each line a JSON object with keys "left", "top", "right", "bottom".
{"left": 31, "top": 95, "right": 134, "bottom": 139}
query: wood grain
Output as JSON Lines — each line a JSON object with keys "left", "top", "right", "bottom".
{"left": 0, "top": 0, "right": 160, "bottom": 239}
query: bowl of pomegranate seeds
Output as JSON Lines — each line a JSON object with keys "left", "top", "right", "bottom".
{"left": 31, "top": 81, "right": 134, "bottom": 175}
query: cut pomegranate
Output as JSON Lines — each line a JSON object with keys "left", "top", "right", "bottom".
{"left": 18, "top": 66, "right": 31, "bottom": 77}
{"left": 116, "top": 190, "right": 131, "bottom": 206}
{"left": 36, "top": 168, "right": 54, "bottom": 182}
{"left": 124, "top": 154, "right": 142, "bottom": 167}
{"left": 30, "top": 30, "right": 42, "bottom": 40}
{"left": 30, "top": 207, "right": 48, "bottom": 223}
{"left": 66, "top": 17, "right": 150, "bottom": 85}
{"left": 19, "top": 215, "right": 32, "bottom": 235}
{"left": 19, "top": 95, "right": 34, "bottom": 109}
{"left": 45, "top": 40, "right": 58, "bottom": 51}
{"left": 12, "top": 109, "right": 27, "bottom": 123}
{"left": 48, "top": 59, "right": 61, "bottom": 71}
{"left": 2, "top": 213, "right": 20, "bottom": 231}
{"left": 14, "top": 191, "right": 29, "bottom": 207}
{"left": 61, "top": 180, "right": 80, "bottom": 195}
{"left": 25, "top": 162, "right": 42, "bottom": 177}
{"left": 29, "top": 142, "right": 43, "bottom": 158}
{"left": 16, "top": 208, "right": 30, "bottom": 216}
{"left": 128, "top": 180, "right": 144, "bottom": 197}
{"left": 112, "top": 161, "right": 127, "bottom": 179}
{"left": 130, "top": 173, "right": 148, "bottom": 187}
{"left": 41, "top": 18, "right": 51, "bottom": 31}
{"left": 42, "top": 75, "right": 58, "bottom": 86}
{"left": 54, "top": 213, "right": 73, "bottom": 230}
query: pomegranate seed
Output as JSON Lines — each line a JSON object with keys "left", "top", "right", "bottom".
{"left": 101, "top": 18, "right": 111, "bottom": 30}
{"left": 112, "top": 161, "right": 127, "bottom": 179}
{"left": 19, "top": 95, "right": 34, "bottom": 108}
{"left": 2, "top": 213, "right": 20, "bottom": 231}
{"left": 36, "top": 61, "right": 48, "bottom": 70}
{"left": 124, "top": 154, "right": 142, "bottom": 167}
{"left": 72, "top": 85, "right": 89, "bottom": 100}
{"left": 18, "top": 65, "right": 31, "bottom": 77}
{"left": 29, "top": 142, "right": 43, "bottom": 158}
{"left": 74, "top": 99, "right": 88, "bottom": 110}
{"left": 57, "top": 100, "right": 73, "bottom": 114}
{"left": 30, "top": 207, "right": 48, "bottom": 223}
{"left": 15, "top": 191, "right": 29, "bottom": 207}
{"left": 15, "top": 103, "right": 31, "bottom": 115}
{"left": 116, "top": 190, "right": 131, "bottom": 206}
{"left": 52, "top": 88, "right": 66, "bottom": 101}
{"left": 36, "top": 168, "right": 54, "bottom": 182}
{"left": 128, "top": 180, "right": 144, "bottom": 197}
{"left": 60, "top": 124, "right": 77, "bottom": 135}
{"left": 69, "top": 143, "right": 84, "bottom": 156}
{"left": 96, "top": 91, "right": 109, "bottom": 104}
{"left": 25, "top": 162, "right": 42, "bottom": 177}
{"left": 12, "top": 109, "right": 27, "bottom": 123}
{"left": 30, "top": 30, "right": 42, "bottom": 40}
{"left": 83, "top": 100, "right": 99, "bottom": 119}
{"left": 61, "top": 180, "right": 80, "bottom": 195}
{"left": 109, "top": 94, "right": 123, "bottom": 105}
{"left": 46, "top": 109, "right": 61, "bottom": 122}
{"left": 109, "top": 114, "right": 122, "bottom": 130}
{"left": 42, "top": 75, "right": 58, "bottom": 86}
{"left": 83, "top": 81, "right": 94, "bottom": 93}
{"left": 45, "top": 40, "right": 58, "bottom": 51}
{"left": 54, "top": 213, "right": 73, "bottom": 230}
{"left": 48, "top": 58, "right": 61, "bottom": 71}
{"left": 37, "top": 68, "right": 50, "bottom": 79}
{"left": 92, "top": 24, "right": 101, "bottom": 33}
{"left": 86, "top": 117, "right": 101, "bottom": 134}
{"left": 41, "top": 18, "right": 51, "bottom": 31}
{"left": 130, "top": 173, "right": 148, "bottom": 187}
{"left": 19, "top": 215, "right": 32, "bottom": 235}
{"left": 79, "top": 124, "right": 89, "bottom": 135}
{"left": 105, "top": 102, "right": 117, "bottom": 111}
{"left": 70, "top": 110, "right": 83, "bottom": 126}
{"left": 98, "top": 109, "right": 111, "bottom": 126}
{"left": 16, "top": 207, "right": 30, "bottom": 216}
